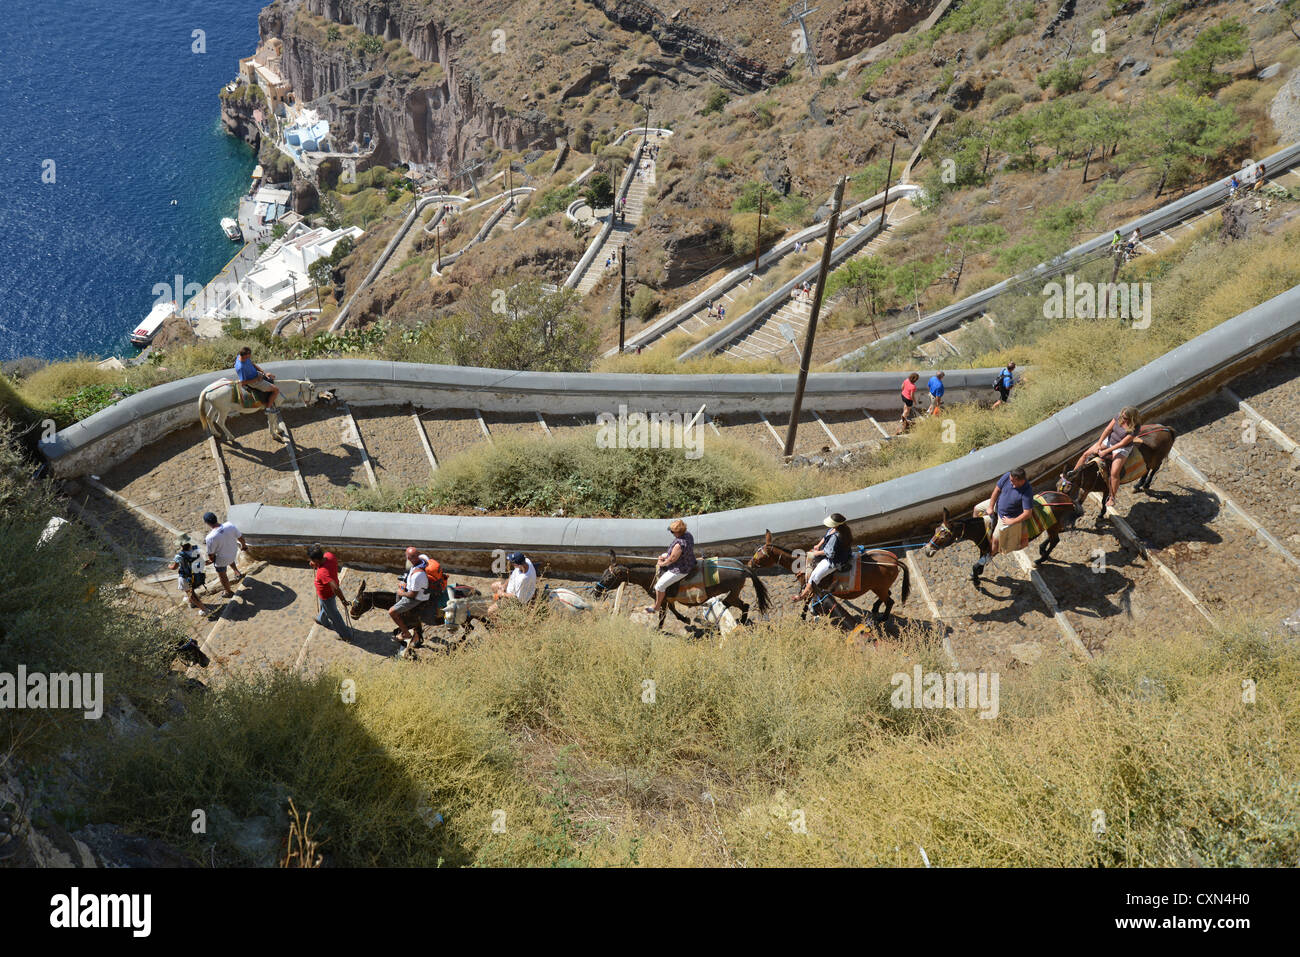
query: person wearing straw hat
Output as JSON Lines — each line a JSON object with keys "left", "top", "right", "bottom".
{"left": 646, "top": 519, "right": 696, "bottom": 616}
{"left": 793, "top": 513, "right": 854, "bottom": 602}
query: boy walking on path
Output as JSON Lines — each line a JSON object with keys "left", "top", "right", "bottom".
{"left": 171, "top": 536, "right": 214, "bottom": 616}
{"left": 927, "top": 371, "right": 945, "bottom": 416}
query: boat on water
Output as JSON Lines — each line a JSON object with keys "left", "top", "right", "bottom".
{"left": 221, "top": 217, "right": 242, "bottom": 241}
{"left": 130, "top": 301, "right": 177, "bottom": 348}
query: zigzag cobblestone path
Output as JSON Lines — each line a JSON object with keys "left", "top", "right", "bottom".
{"left": 71, "top": 351, "right": 1300, "bottom": 682}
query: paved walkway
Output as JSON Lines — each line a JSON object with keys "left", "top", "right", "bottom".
{"left": 573, "top": 134, "right": 664, "bottom": 295}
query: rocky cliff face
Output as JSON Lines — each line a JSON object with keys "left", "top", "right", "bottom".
{"left": 819, "top": 0, "right": 935, "bottom": 63}
{"left": 586, "top": 0, "right": 775, "bottom": 92}
{"left": 261, "top": 0, "right": 561, "bottom": 171}
{"left": 220, "top": 96, "right": 263, "bottom": 151}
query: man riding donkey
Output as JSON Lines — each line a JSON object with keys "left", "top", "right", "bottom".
{"left": 1058, "top": 406, "right": 1176, "bottom": 520}
{"left": 387, "top": 546, "right": 450, "bottom": 651}
{"left": 234, "top": 346, "right": 280, "bottom": 408}
{"left": 924, "top": 467, "right": 1077, "bottom": 583}
{"left": 758, "top": 512, "right": 909, "bottom": 625}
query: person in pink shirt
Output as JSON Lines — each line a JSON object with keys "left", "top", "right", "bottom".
{"left": 898, "top": 372, "right": 920, "bottom": 434}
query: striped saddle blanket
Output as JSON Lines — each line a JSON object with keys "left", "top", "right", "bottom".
{"left": 976, "top": 492, "right": 1072, "bottom": 552}
{"left": 673, "top": 559, "right": 724, "bottom": 603}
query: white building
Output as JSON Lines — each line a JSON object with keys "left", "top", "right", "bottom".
{"left": 238, "top": 223, "right": 364, "bottom": 319}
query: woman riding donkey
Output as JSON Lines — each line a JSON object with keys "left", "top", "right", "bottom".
{"left": 750, "top": 516, "right": 909, "bottom": 624}
{"left": 1071, "top": 406, "right": 1139, "bottom": 511}
{"left": 1058, "top": 407, "right": 1176, "bottom": 519}
{"left": 596, "top": 519, "right": 769, "bottom": 631}
{"left": 647, "top": 519, "right": 696, "bottom": 618}
{"left": 793, "top": 513, "right": 854, "bottom": 604}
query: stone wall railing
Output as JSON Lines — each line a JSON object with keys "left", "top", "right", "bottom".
{"left": 224, "top": 283, "right": 1300, "bottom": 573}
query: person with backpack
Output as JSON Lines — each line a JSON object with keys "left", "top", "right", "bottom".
{"left": 170, "top": 535, "right": 213, "bottom": 616}
{"left": 390, "top": 546, "right": 431, "bottom": 646}
{"left": 1110, "top": 230, "right": 1123, "bottom": 255}
{"left": 992, "top": 361, "right": 1016, "bottom": 409}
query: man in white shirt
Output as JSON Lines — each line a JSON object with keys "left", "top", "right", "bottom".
{"left": 490, "top": 551, "right": 537, "bottom": 613}
{"left": 202, "top": 512, "right": 248, "bottom": 598}
{"left": 390, "top": 546, "right": 430, "bottom": 645}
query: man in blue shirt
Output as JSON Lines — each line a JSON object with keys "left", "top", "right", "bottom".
{"left": 985, "top": 466, "right": 1035, "bottom": 557}
{"left": 991, "top": 361, "right": 1016, "bottom": 409}
{"left": 927, "top": 371, "right": 945, "bottom": 416}
{"left": 235, "top": 346, "right": 279, "bottom": 407}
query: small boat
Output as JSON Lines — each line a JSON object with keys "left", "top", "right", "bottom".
{"left": 221, "top": 217, "right": 242, "bottom": 241}
{"left": 130, "top": 301, "right": 177, "bottom": 348}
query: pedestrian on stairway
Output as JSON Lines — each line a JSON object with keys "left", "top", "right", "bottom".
{"left": 170, "top": 536, "right": 214, "bottom": 616}
{"left": 308, "top": 544, "right": 353, "bottom": 640}
{"left": 203, "top": 511, "right": 247, "bottom": 598}
{"left": 927, "top": 371, "right": 945, "bottom": 416}
{"left": 898, "top": 372, "right": 920, "bottom": 434}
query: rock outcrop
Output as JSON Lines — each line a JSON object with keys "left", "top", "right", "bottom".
{"left": 819, "top": 0, "right": 935, "bottom": 64}
{"left": 260, "top": 0, "right": 562, "bottom": 171}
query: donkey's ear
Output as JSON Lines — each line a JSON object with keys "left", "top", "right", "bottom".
{"left": 608, "top": 548, "right": 617, "bottom": 563}
{"left": 764, "top": 529, "right": 772, "bottom": 544}
{"left": 942, "top": 507, "right": 949, "bottom": 522}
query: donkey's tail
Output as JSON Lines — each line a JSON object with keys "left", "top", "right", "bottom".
{"left": 897, "top": 556, "right": 910, "bottom": 606}
{"left": 197, "top": 387, "right": 211, "bottom": 434}
{"left": 745, "top": 566, "right": 771, "bottom": 615}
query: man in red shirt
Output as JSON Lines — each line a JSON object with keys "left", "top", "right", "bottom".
{"left": 308, "top": 544, "right": 353, "bottom": 640}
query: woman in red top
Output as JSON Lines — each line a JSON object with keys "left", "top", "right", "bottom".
{"left": 898, "top": 372, "right": 920, "bottom": 435}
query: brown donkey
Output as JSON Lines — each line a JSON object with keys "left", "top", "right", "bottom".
{"left": 748, "top": 529, "right": 910, "bottom": 623}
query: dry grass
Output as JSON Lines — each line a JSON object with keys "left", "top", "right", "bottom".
{"left": 91, "top": 611, "right": 1300, "bottom": 866}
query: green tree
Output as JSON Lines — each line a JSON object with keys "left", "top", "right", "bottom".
{"left": 583, "top": 173, "right": 614, "bottom": 210}
{"left": 1171, "top": 19, "right": 1248, "bottom": 94}
{"left": 421, "top": 277, "right": 599, "bottom": 372}
{"left": 1122, "top": 94, "right": 1248, "bottom": 197}
{"left": 733, "top": 180, "right": 780, "bottom": 214}
{"left": 834, "top": 255, "right": 892, "bottom": 316}
{"left": 307, "top": 258, "right": 333, "bottom": 293}
{"left": 702, "top": 86, "right": 730, "bottom": 114}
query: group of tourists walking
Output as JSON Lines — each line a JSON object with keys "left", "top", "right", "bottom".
{"left": 895, "top": 363, "right": 1015, "bottom": 433}
{"left": 169, "top": 512, "right": 248, "bottom": 616}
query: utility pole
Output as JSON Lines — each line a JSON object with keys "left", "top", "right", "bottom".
{"left": 882, "top": 139, "right": 896, "bottom": 227}
{"left": 784, "top": 1, "right": 820, "bottom": 77}
{"left": 619, "top": 253, "right": 628, "bottom": 353}
{"left": 782, "top": 176, "right": 845, "bottom": 459}
{"left": 436, "top": 221, "right": 442, "bottom": 270}
{"left": 642, "top": 96, "right": 652, "bottom": 149}
{"left": 754, "top": 188, "right": 765, "bottom": 275}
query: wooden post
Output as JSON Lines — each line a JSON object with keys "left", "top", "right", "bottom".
{"left": 782, "top": 176, "right": 846, "bottom": 458}
{"left": 882, "top": 140, "right": 896, "bottom": 226}
{"left": 754, "top": 189, "right": 764, "bottom": 275}
{"left": 619, "top": 253, "right": 627, "bottom": 353}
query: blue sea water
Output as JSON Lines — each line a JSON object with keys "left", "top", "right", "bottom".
{"left": 0, "top": 0, "right": 267, "bottom": 361}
